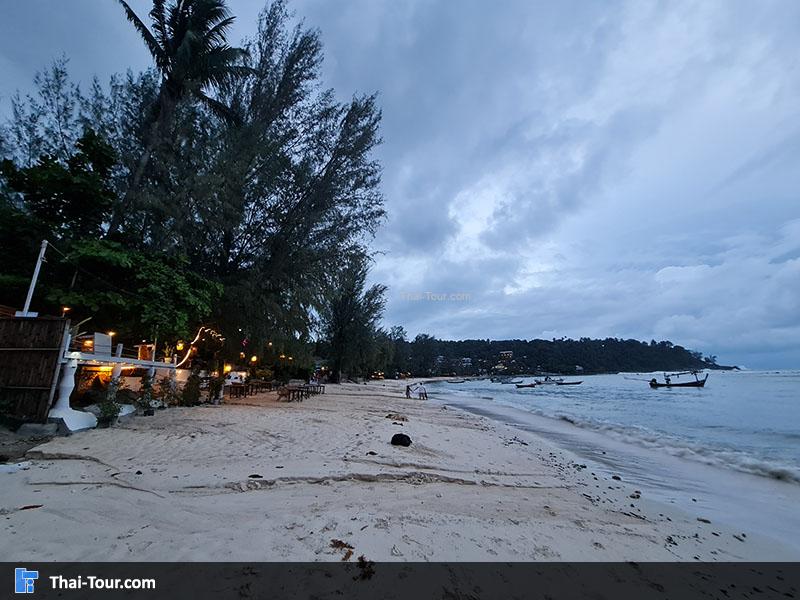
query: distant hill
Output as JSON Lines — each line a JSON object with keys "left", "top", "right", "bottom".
{"left": 402, "top": 336, "right": 735, "bottom": 376}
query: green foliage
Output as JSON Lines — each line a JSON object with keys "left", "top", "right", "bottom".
{"left": 320, "top": 252, "right": 387, "bottom": 380}
{"left": 0, "top": 129, "right": 116, "bottom": 239}
{"left": 252, "top": 367, "right": 273, "bottom": 380}
{"left": 181, "top": 373, "right": 202, "bottom": 406}
{"left": 51, "top": 240, "right": 220, "bottom": 340}
{"left": 98, "top": 398, "right": 121, "bottom": 420}
{"left": 155, "top": 376, "right": 181, "bottom": 407}
{"left": 97, "top": 377, "right": 121, "bottom": 422}
{"left": 1, "top": 1, "right": 386, "bottom": 371}
{"left": 395, "top": 336, "right": 729, "bottom": 376}
{"left": 138, "top": 372, "right": 154, "bottom": 409}
{"left": 105, "top": 377, "right": 121, "bottom": 404}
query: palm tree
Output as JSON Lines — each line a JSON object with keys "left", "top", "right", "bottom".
{"left": 111, "top": 0, "right": 247, "bottom": 232}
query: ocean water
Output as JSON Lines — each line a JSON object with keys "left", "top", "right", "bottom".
{"left": 428, "top": 370, "right": 800, "bottom": 551}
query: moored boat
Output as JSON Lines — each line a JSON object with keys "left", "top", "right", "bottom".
{"left": 515, "top": 382, "right": 537, "bottom": 388}
{"left": 556, "top": 380, "right": 582, "bottom": 386}
{"left": 534, "top": 376, "right": 564, "bottom": 385}
{"left": 649, "top": 371, "right": 708, "bottom": 388}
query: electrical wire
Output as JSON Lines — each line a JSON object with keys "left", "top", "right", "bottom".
{"left": 46, "top": 240, "right": 151, "bottom": 303}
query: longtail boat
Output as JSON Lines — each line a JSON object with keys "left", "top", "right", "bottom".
{"left": 556, "top": 380, "right": 582, "bottom": 386}
{"left": 515, "top": 383, "right": 537, "bottom": 388}
{"left": 649, "top": 371, "right": 708, "bottom": 388}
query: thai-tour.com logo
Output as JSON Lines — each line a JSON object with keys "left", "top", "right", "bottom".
{"left": 15, "top": 568, "right": 38, "bottom": 594}
{"left": 14, "top": 567, "right": 156, "bottom": 593}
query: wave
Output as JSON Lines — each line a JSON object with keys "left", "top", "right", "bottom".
{"left": 438, "top": 388, "right": 800, "bottom": 485}
{"left": 543, "top": 408, "right": 800, "bottom": 484}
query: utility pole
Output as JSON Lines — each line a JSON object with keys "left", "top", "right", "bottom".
{"left": 16, "top": 240, "right": 48, "bottom": 318}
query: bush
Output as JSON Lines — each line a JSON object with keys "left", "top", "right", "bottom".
{"left": 253, "top": 367, "right": 274, "bottom": 380}
{"left": 138, "top": 373, "right": 154, "bottom": 410}
{"left": 98, "top": 399, "right": 121, "bottom": 419}
{"left": 155, "top": 376, "right": 180, "bottom": 407}
{"left": 181, "top": 374, "right": 201, "bottom": 406}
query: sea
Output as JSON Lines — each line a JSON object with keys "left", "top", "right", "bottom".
{"left": 428, "top": 370, "right": 800, "bottom": 553}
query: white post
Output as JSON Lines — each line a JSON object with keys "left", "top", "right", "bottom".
{"left": 111, "top": 343, "right": 123, "bottom": 382}
{"left": 17, "top": 240, "right": 48, "bottom": 317}
{"left": 110, "top": 342, "right": 134, "bottom": 418}
{"left": 48, "top": 358, "right": 97, "bottom": 432}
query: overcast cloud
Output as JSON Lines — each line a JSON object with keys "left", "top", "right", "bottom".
{"left": 1, "top": 0, "right": 798, "bottom": 368}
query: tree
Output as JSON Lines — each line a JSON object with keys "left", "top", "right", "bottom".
{"left": 1, "top": 129, "right": 116, "bottom": 240}
{"left": 320, "top": 253, "right": 386, "bottom": 381}
{"left": 387, "top": 325, "right": 409, "bottom": 375}
{"left": 410, "top": 334, "right": 438, "bottom": 376}
{"left": 1, "top": 1, "right": 386, "bottom": 368}
{"left": 112, "top": 0, "right": 248, "bottom": 230}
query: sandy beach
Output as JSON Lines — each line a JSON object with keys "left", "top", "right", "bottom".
{"left": 1, "top": 380, "right": 794, "bottom": 562}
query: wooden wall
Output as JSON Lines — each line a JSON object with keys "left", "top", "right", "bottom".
{"left": 0, "top": 317, "right": 69, "bottom": 423}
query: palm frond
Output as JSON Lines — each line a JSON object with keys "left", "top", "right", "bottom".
{"left": 116, "top": 0, "right": 167, "bottom": 71}
{"left": 196, "top": 91, "right": 241, "bottom": 125}
{"left": 203, "top": 16, "right": 236, "bottom": 49}
{"left": 149, "top": 0, "right": 169, "bottom": 47}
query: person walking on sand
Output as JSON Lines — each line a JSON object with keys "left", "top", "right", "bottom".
{"left": 417, "top": 384, "right": 428, "bottom": 400}
{"left": 405, "top": 384, "right": 412, "bottom": 398}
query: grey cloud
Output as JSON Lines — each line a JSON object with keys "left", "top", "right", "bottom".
{"left": 2, "top": 0, "right": 799, "bottom": 367}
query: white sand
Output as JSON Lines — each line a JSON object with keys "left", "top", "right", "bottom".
{"left": 1, "top": 380, "right": 793, "bottom": 561}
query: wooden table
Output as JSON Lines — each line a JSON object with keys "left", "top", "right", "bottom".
{"left": 228, "top": 383, "right": 248, "bottom": 398}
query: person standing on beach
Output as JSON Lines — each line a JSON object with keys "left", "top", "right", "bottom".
{"left": 405, "top": 384, "right": 412, "bottom": 398}
{"left": 417, "top": 384, "right": 427, "bottom": 400}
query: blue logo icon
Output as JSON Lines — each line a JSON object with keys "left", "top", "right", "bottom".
{"left": 15, "top": 568, "right": 38, "bottom": 594}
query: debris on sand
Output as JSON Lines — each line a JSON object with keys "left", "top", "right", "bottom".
{"left": 330, "top": 538, "right": 354, "bottom": 561}
{"left": 385, "top": 413, "right": 408, "bottom": 422}
{"left": 390, "top": 433, "right": 412, "bottom": 447}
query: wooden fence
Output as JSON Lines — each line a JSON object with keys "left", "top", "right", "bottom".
{"left": 0, "top": 317, "right": 69, "bottom": 423}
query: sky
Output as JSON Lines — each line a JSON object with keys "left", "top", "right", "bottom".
{"left": 1, "top": 0, "right": 798, "bottom": 368}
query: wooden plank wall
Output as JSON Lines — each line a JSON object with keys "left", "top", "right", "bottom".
{"left": 0, "top": 317, "right": 69, "bottom": 422}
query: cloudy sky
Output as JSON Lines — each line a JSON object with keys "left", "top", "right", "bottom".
{"left": 1, "top": 1, "right": 798, "bottom": 368}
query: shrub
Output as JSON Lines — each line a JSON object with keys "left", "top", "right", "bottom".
{"left": 155, "top": 376, "right": 180, "bottom": 407}
{"left": 181, "top": 374, "right": 201, "bottom": 406}
{"left": 138, "top": 373, "right": 154, "bottom": 411}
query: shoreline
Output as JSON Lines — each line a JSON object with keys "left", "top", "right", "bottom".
{"left": 430, "top": 385, "right": 800, "bottom": 557}
{"left": 1, "top": 380, "right": 796, "bottom": 561}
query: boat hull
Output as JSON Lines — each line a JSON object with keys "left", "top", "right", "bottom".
{"left": 556, "top": 381, "right": 582, "bottom": 386}
{"left": 649, "top": 375, "right": 708, "bottom": 388}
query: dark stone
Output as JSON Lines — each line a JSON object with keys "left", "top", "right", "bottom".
{"left": 390, "top": 433, "right": 412, "bottom": 447}
{"left": 249, "top": 474, "right": 263, "bottom": 479}
{"left": 611, "top": 475, "right": 621, "bottom": 480}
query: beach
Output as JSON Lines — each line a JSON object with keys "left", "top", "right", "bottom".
{"left": 1, "top": 380, "right": 795, "bottom": 561}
